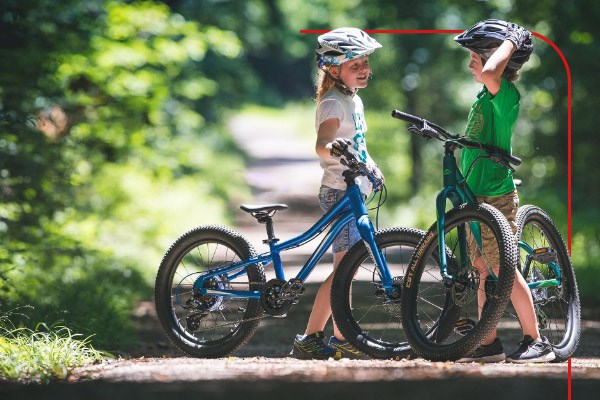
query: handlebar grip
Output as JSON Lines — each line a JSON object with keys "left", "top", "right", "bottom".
{"left": 391, "top": 110, "right": 423, "bottom": 125}
{"left": 486, "top": 144, "right": 522, "bottom": 166}
{"left": 507, "top": 154, "right": 522, "bottom": 166}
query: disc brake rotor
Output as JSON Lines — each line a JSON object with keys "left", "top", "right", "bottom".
{"left": 451, "top": 266, "right": 480, "bottom": 307}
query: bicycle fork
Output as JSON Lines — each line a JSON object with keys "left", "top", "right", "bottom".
{"left": 348, "top": 186, "right": 395, "bottom": 292}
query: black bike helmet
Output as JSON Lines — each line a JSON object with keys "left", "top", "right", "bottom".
{"left": 454, "top": 19, "right": 533, "bottom": 69}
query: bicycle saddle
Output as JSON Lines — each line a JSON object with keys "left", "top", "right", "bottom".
{"left": 240, "top": 204, "right": 288, "bottom": 214}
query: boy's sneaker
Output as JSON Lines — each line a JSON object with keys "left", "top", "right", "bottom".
{"left": 291, "top": 331, "right": 341, "bottom": 360}
{"left": 328, "top": 337, "right": 370, "bottom": 360}
{"left": 506, "top": 335, "right": 556, "bottom": 363}
{"left": 457, "top": 338, "right": 506, "bottom": 363}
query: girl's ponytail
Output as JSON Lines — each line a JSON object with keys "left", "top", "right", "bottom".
{"left": 315, "top": 65, "right": 336, "bottom": 102}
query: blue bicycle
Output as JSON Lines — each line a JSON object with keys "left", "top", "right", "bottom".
{"left": 154, "top": 146, "right": 425, "bottom": 358}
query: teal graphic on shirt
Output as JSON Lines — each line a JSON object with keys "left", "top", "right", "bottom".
{"left": 352, "top": 112, "right": 368, "bottom": 162}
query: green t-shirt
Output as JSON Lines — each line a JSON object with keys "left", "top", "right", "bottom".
{"left": 461, "top": 78, "right": 520, "bottom": 196}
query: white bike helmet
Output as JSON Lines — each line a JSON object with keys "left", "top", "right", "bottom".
{"left": 316, "top": 27, "right": 382, "bottom": 69}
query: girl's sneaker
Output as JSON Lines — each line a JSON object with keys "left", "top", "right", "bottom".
{"left": 328, "top": 337, "right": 370, "bottom": 360}
{"left": 506, "top": 336, "right": 556, "bottom": 363}
{"left": 457, "top": 338, "right": 506, "bottom": 363}
{"left": 291, "top": 331, "right": 340, "bottom": 360}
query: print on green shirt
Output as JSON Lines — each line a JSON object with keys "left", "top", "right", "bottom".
{"left": 461, "top": 78, "right": 520, "bottom": 196}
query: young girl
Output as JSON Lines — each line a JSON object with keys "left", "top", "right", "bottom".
{"left": 454, "top": 20, "right": 555, "bottom": 363}
{"left": 291, "top": 28, "right": 383, "bottom": 360}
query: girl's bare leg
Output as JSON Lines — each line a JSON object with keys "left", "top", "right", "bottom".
{"left": 304, "top": 251, "right": 346, "bottom": 339}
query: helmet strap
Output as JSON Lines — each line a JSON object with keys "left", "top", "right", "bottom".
{"left": 334, "top": 80, "right": 356, "bottom": 97}
{"left": 325, "top": 68, "right": 356, "bottom": 97}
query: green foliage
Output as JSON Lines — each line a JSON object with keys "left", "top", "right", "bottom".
{"left": 1, "top": 0, "right": 250, "bottom": 347}
{"left": 0, "top": 313, "right": 106, "bottom": 383}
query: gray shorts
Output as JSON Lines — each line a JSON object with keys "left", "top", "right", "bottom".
{"left": 318, "top": 186, "right": 361, "bottom": 254}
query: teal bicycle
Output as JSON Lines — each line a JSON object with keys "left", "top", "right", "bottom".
{"left": 391, "top": 110, "right": 579, "bottom": 362}
{"left": 392, "top": 110, "right": 519, "bottom": 361}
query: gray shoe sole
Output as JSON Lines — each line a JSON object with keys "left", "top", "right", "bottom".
{"left": 457, "top": 353, "right": 506, "bottom": 363}
{"left": 506, "top": 351, "right": 556, "bottom": 363}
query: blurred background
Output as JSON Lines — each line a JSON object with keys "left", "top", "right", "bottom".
{"left": 1, "top": 0, "right": 597, "bottom": 350}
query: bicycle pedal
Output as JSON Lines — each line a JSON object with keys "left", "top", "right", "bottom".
{"left": 529, "top": 247, "right": 558, "bottom": 264}
{"left": 454, "top": 318, "right": 476, "bottom": 336}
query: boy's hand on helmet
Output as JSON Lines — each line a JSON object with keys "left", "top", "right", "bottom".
{"left": 330, "top": 138, "right": 353, "bottom": 157}
{"left": 505, "top": 23, "right": 530, "bottom": 49}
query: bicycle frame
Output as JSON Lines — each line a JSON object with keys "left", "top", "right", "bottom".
{"left": 390, "top": 109, "right": 564, "bottom": 299}
{"left": 185, "top": 183, "right": 392, "bottom": 301}
{"left": 518, "top": 242, "right": 563, "bottom": 289}
{"left": 435, "top": 142, "right": 562, "bottom": 290}
{"left": 434, "top": 142, "right": 479, "bottom": 282}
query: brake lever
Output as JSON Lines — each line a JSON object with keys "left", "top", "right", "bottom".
{"left": 408, "top": 124, "right": 434, "bottom": 141}
{"left": 488, "top": 154, "right": 515, "bottom": 173}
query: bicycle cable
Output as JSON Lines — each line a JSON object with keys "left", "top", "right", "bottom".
{"left": 365, "top": 183, "right": 387, "bottom": 230}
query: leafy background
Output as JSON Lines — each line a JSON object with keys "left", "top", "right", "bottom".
{"left": 1, "top": 0, "right": 597, "bottom": 349}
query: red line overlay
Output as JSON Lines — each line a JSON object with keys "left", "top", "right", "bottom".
{"left": 300, "top": 29, "right": 463, "bottom": 34}
{"left": 531, "top": 32, "right": 573, "bottom": 255}
{"left": 302, "top": 28, "right": 573, "bottom": 400}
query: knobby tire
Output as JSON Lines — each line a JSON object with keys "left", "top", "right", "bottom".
{"left": 401, "top": 203, "right": 517, "bottom": 361}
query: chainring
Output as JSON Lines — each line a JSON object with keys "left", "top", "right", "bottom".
{"left": 261, "top": 279, "right": 293, "bottom": 316}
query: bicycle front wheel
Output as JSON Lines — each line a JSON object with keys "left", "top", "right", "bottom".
{"left": 401, "top": 203, "right": 517, "bottom": 361}
{"left": 154, "top": 225, "right": 265, "bottom": 358}
{"left": 330, "top": 227, "right": 427, "bottom": 359}
{"left": 516, "top": 205, "right": 581, "bottom": 361}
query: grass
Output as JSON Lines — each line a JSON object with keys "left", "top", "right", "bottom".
{"left": 0, "top": 313, "right": 108, "bottom": 383}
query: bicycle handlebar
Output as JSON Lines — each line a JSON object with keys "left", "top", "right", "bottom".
{"left": 335, "top": 147, "right": 383, "bottom": 191}
{"left": 391, "top": 109, "right": 521, "bottom": 168}
{"left": 391, "top": 110, "right": 455, "bottom": 141}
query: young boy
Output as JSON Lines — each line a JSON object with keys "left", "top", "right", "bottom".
{"left": 454, "top": 20, "right": 555, "bottom": 363}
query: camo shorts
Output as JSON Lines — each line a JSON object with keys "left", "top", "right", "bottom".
{"left": 467, "top": 189, "right": 519, "bottom": 270}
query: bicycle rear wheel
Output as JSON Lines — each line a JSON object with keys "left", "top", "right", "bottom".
{"left": 154, "top": 225, "right": 265, "bottom": 358}
{"left": 401, "top": 203, "right": 517, "bottom": 361}
{"left": 330, "top": 227, "right": 427, "bottom": 359}
{"left": 516, "top": 205, "right": 581, "bottom": 361}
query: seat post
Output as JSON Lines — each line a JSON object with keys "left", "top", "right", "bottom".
{"left": 264, "top": 217, "right": 278, "bottom": 244}
{"left": 256, "top": 213, "right": 278, "bottom": 244}
{"left": 239, "top": 204, "right": 287, "bottom": 244}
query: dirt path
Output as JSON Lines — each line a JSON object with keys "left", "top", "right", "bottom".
{"left": 5, "top": 112, "right": 596, "bottom": 399}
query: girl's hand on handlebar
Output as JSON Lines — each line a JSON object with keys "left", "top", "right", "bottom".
{"left": 329, "top": 138, "right": 353, "bottom": 157}
{"left": 368, "top": 163, "right": 385, "bottom": 191}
